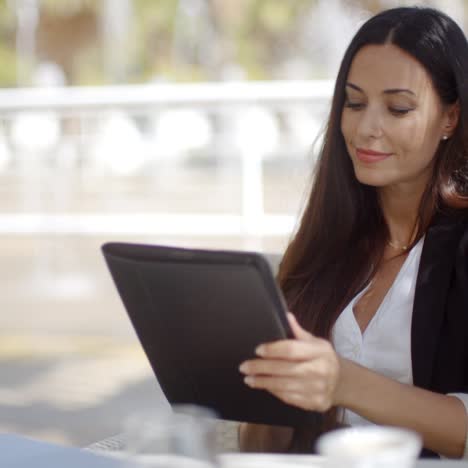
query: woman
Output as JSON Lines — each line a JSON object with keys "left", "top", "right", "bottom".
{"left": 238, "top": 6, "right": 468, "bottom": 459}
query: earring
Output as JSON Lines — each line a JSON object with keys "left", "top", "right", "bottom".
{"left": 442, "top": 135, "right": 449, "bottom": 140}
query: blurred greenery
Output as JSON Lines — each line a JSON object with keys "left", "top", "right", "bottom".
{"left": 0, "top": 44, "right": 17, "bottom": 86}
{"left": 0, "top": 0, "right": 465, "bottom": 86}
{"left": 36, "top": 0, "right": 97, "bottom": 14}
{"left": 0, "top": 0, "right": 321, "bottom": 86}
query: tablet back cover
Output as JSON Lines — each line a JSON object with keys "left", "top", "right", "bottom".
{"left": 102, "top": 242, "right": 319, "bottom": 428}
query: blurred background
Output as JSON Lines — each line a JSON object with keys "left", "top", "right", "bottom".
{"left": 0, "top": 0, "right": 466, "bottom": 448}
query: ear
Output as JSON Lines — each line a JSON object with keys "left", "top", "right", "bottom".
{"left": 442, "top": 101, "right": 460, "bottom": 139}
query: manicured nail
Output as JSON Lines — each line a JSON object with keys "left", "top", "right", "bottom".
{"left": 255, "top": 345, "right": 265, "bottom": 356}
{"left": 239, "top": 363, "right": 247, "bottom": 373}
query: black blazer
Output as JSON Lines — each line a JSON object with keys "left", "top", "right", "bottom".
{"left": 411, "top": 211, "right": 468, "bottom": 458}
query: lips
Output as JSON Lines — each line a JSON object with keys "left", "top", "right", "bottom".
{"left": 355, "top": 148, "right": 392, "bottom": 163}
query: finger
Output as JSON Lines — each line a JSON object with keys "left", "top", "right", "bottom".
{"left": 272, "top": 390, "right": 332, "bottom": 412}
{"left": 239, "top": 358, "right": 305, "bottom": 377}
{"left": 272, "top": 391, "right": 306, "bottom": 409}
{"left": 240, "top": 357, "right": 333, "bottom": 381}
{"left": 256, "top": 337, "right": 331, "bottom": 361}
{"left": 243, "top": 374, "right": 327, "bottom": 394}
{"left": 287, "top": 312, "right": 312, "bottom": 341}
{"left": 243, "top": 374, "right": 302, "bottom": 393}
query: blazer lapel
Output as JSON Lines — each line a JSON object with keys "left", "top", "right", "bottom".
{"left": 411, "top": 216, "right": 465, "bottom": 390}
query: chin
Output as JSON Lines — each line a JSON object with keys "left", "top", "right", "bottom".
{"left": 353, "top": 167, "right": 390, "bottom": 187}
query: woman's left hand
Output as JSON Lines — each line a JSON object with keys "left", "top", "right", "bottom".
{"left": 239, "top": 313, "right": 342, "bottom": 412}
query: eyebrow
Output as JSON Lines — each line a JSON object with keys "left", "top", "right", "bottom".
{"left": 345, "top": 82, "right": 416, "bottom": 96}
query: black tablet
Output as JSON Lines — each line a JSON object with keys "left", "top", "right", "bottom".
{"left": 102, "top": 242, "right": 319, "bottom": 427}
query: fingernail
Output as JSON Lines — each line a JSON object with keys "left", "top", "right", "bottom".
{"left": 255, "top": 345, "right": 265, "bottom": 356}
{"left": 244, "top": 376, "right": 254, "bottom": 386}
{"left": 239, "top": 363, "right": 247, "bottom": 373}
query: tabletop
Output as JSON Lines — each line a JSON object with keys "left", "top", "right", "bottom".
{"left": 2, "top": 434, "right": 468, "bottom": 468}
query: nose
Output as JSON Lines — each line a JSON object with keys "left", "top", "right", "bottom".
{"left": 356, "top": 105, "right": 383, "bottom": 139}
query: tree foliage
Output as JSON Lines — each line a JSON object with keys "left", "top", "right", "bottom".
{"left": 1, "top": 0, "right": 460, "bottom": 86}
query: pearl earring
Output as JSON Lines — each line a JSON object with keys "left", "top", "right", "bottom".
{"left": 442, "top": 135, "right": 449, "bottom": 140}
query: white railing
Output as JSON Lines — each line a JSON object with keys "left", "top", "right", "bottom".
{"left": 0, "top": 80, "right": 334, "bottom": 238}
{"left": 0, "top": 81, "right": 334, "bottom": 112}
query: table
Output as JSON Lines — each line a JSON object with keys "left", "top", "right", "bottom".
{"left": 1, "top": 434, "right": 467, "bottom": 468}
{"left": 0, "top": 434, "right": 126, "bottom": 468}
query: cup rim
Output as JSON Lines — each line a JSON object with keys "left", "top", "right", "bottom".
{"left": 316, "top": 426, "right": 422, "bottom": 459}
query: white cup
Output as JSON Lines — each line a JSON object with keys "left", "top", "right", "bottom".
{"left": 316, "top": 426, "right": 422, "bottom": 468}
{"left": 123, "top": 404, "right": 218, "bottom": 468}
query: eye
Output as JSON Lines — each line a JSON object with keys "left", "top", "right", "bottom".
{"left": 344, "top": 101, "right": 365, "bottom": 111}
{"left": 389, "top": 107, "right": 414, "bottom": 116}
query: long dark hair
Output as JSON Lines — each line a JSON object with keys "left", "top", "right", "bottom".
{"left": 279, "top": 6, "right": 468, "bottom": 451}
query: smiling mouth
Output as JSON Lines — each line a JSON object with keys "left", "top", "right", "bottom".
{"left": 356, "top": 148, "right": 392, "bottom": 163}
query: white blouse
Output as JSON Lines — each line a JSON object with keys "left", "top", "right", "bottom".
{"left": 331, "top": 236, "right": 468, "bottom": 457}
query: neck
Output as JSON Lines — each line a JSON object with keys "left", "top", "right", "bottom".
{"left": 378, "top": 181, "right": 427, "bottom": 246}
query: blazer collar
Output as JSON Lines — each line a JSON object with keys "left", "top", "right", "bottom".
{"left": 411, "top": 212, "right": 467, "bottom": 389}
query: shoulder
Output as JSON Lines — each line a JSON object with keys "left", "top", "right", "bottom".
{"left": 425, "top": 208, "right": 468, "bottom": 268}
{"left": 452, "top": 210, "right": 468, "bottom": 255}
{"left": 446, "top": 209, "right": 468, "bottom": 273}
{"left": 430, "top": 208, "right": 468, "bottom": 239}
